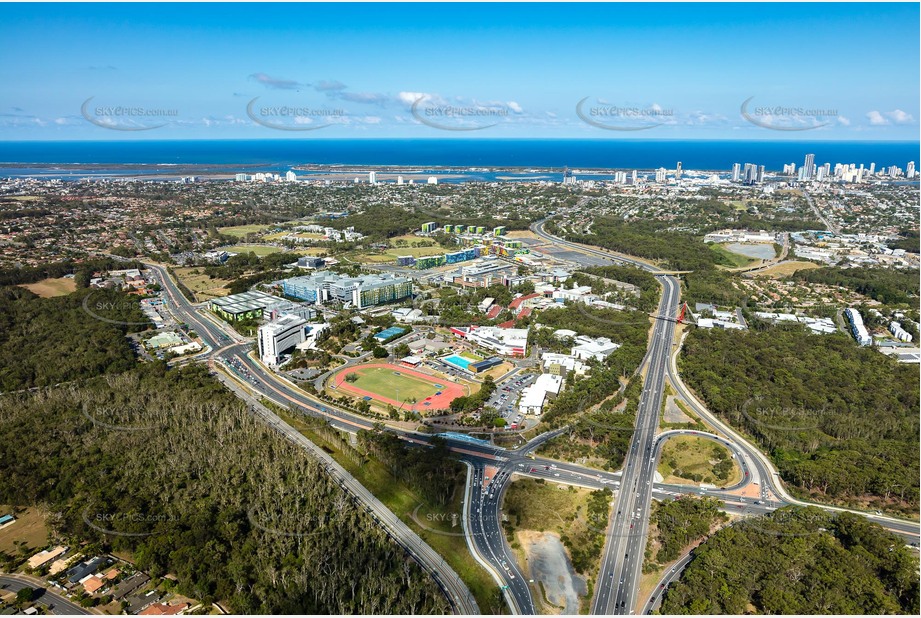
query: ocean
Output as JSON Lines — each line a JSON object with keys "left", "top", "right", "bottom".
{"left": 0, "top": 139, "right": 917, "bottom": 178}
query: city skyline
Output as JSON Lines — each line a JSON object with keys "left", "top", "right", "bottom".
{"left": 1, "top": 2, "right": 919, "bottom": 140}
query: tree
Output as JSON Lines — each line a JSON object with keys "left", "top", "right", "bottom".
{"left": 16, "top": 587, "right": 35, "bottom": 604}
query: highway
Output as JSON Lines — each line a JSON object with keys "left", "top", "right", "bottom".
{"left": 592, "top": 274, "right": 680, "bottom": 615}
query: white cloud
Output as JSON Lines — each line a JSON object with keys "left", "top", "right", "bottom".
{"left": 886, "top": 109, "right": 914, "bottom": 124}
{"left": 866, "top": 110, "right": 889, "bottom": 125}
{"left": 836, "top": 116, "right": 851, "bottom": 126}
{"left": 398, "top": 92, "right": 430, "bottom": 106}
{"left": 507, "top": 101, "right": 523, "bottom": 113}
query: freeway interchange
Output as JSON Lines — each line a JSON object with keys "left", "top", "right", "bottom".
{"left": 144, "top": 218, "right": 919, "bottom": 616}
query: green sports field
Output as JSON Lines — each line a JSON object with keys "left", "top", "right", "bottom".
{"left": 219, "top": 224, "right": 273, "bottom": 237}
{"left": 223, "top": 244, "right": 283, "bottom": 256}
{"left": 350, "top": 367, "right": 444, "bottom": 402}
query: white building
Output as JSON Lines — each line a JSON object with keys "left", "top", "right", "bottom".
{"left": 890, "top": 321, "right": 913, "bottom": 342}
{"left": 368, "top": 171, "right": 377, "bottom": 185}
{"left": 518, "top": 373, "right": 564, "bottom": 415}
{"left": 427, "top": 176, "right": 438, "bottom": 185}
{"left": 258, "top": 314, "right": 308, "bottom": 366}
{"left": 552, "top": 285, "right": 599, "bottom": 304}
{"left": 571, "top": 335, "right": 621, "bottom": 361}
{"left": 845, "top": 308, "right": 872, "bottom": 346}
{"left": 285, "top": 170, "right": 298, "bottom": 182}
{"left": 541, "top": 352, "right": 590, "bottom": 376}
{"left": 754, "top": 312, "right": 836, "bottom": 335}
{"left": 450, "top": 325, "right": 528, "bottom": 357}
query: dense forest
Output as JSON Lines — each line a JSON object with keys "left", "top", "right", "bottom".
{"left": 0, "top": 363, "right": 449, "bottom": 614}
{"left": 0, "top": 287, "right": 143, "bottom": 392}
{"left": 679, "top": 328, "right": 919, "bottom": 512}
{"left": 553, "top": 219, "right": 754, "bottom": 307}
{"left": 357, "top": 430, "right": 464, "bottom": 507}
{"left": 574, "top": 264, "right": 661, "bottom": 314}
{"left": 556, "top": 218, "right": 733, "bottom": 272}
{"left": 791, "top": 266, "right": 920, "bottom": 305}
{"left": 659, "top": 507, "right": 919, "bottom": 614}
{"left": 648, "top": 497, "right": 726, "bottom": 566}
{"left": 889, "top": 228, "right": 920, "bottom": 254}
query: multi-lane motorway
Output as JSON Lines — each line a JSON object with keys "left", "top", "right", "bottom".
{"left": 593, "top": 274, "right": 679, "bottom": 615}
{"left": 145, "top": 218, "right": 920, "bottom": 616}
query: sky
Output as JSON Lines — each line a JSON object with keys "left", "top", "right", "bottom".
{"left": 1, "top": 2, "right": 918, "bottom": 140}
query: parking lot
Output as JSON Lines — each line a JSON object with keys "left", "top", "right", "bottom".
{"left": 488, "top": 372, "right": 537, "bottom": 429}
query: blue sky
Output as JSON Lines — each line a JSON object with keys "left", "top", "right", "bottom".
{"left": 1, "top": 2, "right": 918, "bottom": 140}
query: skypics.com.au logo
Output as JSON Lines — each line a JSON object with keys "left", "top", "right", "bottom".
{"left": 246, "top": 97, "right": 346, "bottom": 131}
{"left": 740, "top": 96, "right": 836, "bottom": 131}
{"left": 411, "top": 96, "right": 515, "bottom": 132}
{"left": 81, "top": 97, "right": 178, "bottom": 131}
{"left": 577, "top": 97, "right": 674, "bottom": 131}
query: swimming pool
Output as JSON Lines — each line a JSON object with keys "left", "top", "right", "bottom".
{"left": 443, "top": 354, "right": 472, "bottom": 370}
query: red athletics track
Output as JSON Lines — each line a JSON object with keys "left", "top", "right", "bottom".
{"left": 331, "top": 363, "right": 465, "bottom": 411}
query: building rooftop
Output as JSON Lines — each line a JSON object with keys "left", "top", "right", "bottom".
{"left": 210, "top": 290, "right": 277, "bottom": 314}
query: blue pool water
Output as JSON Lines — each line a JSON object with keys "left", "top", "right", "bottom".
{"left": 443, "top": 354, "right": 472, "bottom": 370}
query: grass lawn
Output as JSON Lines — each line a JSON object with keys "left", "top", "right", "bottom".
{"left": 727, "top": 200, "right": 749, "bottom": 211}
{"left": 709, "top": 243, "right": 756, "bottom": 268}
{"left": 0, "top": 506, "right": 50, "bottom": 556}
{"left": 459, "top": 350, "right": 484, "bottom": 361}
{"left": 503, "top": 479, "right": 591, "bottom": 532}
{"left": 657, "top": 436, "right": 742, "bottom": 488}
{"left": 265, "top": 231, "right": 324, "bottom": 241}
{"left": 218, "top": 224, "right": 274, "bottom": 237}
{"left": 754, "top": 260, "right": 821, "bottom": 278}
{"left": 173, "top": 267, "right": 233, "bottom": 301}
{"left": 350, "top": 366, "right": 444, "bottom": 401}
{"left": 18, "top": 277, "right": 76, "bottom": 298}
{"left": 275, "top": 412, "right": 503, "bottom": 613}
{"left": 223, "top": 244, "right": 283, "bottom": 257}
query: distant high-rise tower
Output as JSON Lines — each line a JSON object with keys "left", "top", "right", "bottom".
{"left": 368, "top": 171, "right": 377, "bottom": 185}
{"left": 757, "top": 165, "right": 765, "bottom": 183}
{"left": 869, "top": 162, "right": 876, "bottom": 175}
{"left": 742, "top": 163, "right": 756, "bottom": 184}
{"left": 731, "top": 163, "right": 741, "bottom": 182}
{"left": 655, "top": 167, "right": 666, "bottom": 183}
{"left": 397, "top": 175, "right": 404, "bottom": 185}
{"left": 803, "top": 154, "right": 815, "bottom": 180}
{"left": 630, "top": 170, "right": 638, "bottom": 185}
{"left": 675, "top": 161, "right": 682, "bottom": 181}
{"left": 906, "top": 161, "right": 916, "bottom": 179}
{"left": 562, "top": 166, "right": 574, "bottom": 185}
